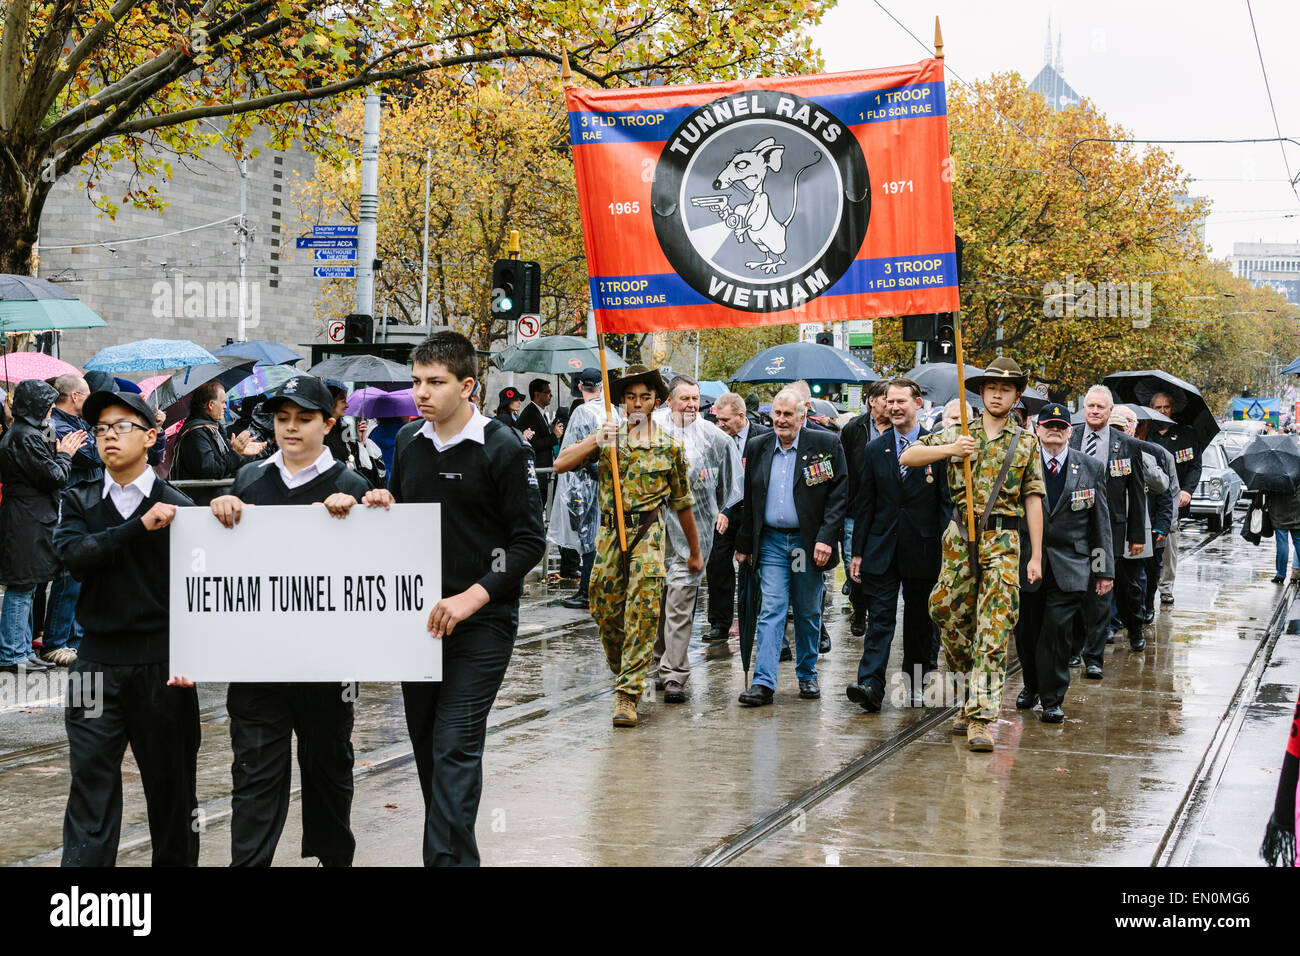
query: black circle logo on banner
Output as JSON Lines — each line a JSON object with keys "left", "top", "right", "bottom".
{"left": 652, "top": 89, "right": 870, "bottom": 313}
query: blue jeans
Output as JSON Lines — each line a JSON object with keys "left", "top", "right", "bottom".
{"left": 0, "top": 586, "right": 36, "bottom": 665}
{"left": 1276, "top": 529, "right": 1300, "bottom": 579}
{"left": 754, "top": 529, "right": 824, "bottom": 690}
{"left": 44, "top": 572, "right": 82, "bottom": 652}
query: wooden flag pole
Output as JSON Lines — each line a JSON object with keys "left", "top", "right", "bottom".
{"left": 935, "top": 17, "right": 976, "bottom": 542}
{"left": 564, "top": 49, "right": 628, "bottom": 552}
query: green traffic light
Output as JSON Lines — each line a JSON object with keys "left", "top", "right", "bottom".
{"left": 499, "top": 296, "right": 513, "bottom": 312}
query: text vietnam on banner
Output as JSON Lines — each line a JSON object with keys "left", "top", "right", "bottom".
{"left": 566, "top": 59, "right": 959, "bottom": 334}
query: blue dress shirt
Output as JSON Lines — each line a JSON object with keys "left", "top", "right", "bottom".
{"left": 764, "top": 431, "right": 801, "bottom": 529}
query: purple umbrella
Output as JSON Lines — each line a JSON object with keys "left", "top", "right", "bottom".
{"left": 347, "top": 387, "right": 416, "bottom": 418}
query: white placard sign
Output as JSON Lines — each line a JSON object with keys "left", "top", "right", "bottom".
{"left": 169, "top": 503, "right": 441, "bottom": 682}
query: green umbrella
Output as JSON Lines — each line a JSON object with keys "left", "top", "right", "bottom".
{"left": 492, "top": 335, "right": 627, "bottom": 374}
{"left": 0, "top": 274, "right": 108, "bottom": 333}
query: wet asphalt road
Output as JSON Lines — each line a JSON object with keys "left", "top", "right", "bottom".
{"left": 3, "top": 520, "right": 1298, "bottom": 866}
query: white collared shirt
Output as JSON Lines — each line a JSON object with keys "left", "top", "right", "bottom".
{"left": 1043, "top": 448, "right": 1068, "bottom": 474}
{"left": 102, "top": 468, "right": 157, "bottom": 520}
{"left": 418, "top": 407, "right": 489, "bottom": 452}
{"left": 262, "top": 447, "right": 335, "bottom": 490}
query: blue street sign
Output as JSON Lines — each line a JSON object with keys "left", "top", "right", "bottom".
{"left": 313, "top": 266, "right": 356, "bottom": 279}
{"left": 296, "top": 237, "right": 358, "bottom": 249}
{"left": 312, "top": 225, "right": 358, "bottom": 237}
{"left": 313, "top": 248, "right": 358, "bottom": 261}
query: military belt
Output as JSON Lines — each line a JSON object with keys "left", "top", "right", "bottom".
{"left": 601, "top": 509, "right": 660, "bottom": 527}
{"left": 955, "top": 513, "right": 1020, "bottom": 531}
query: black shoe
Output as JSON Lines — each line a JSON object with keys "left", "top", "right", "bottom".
{"left": 1160, "top": 594, "right": 1174, "bottom": 605}
{"left": 22, "top": 656, "right": 51, "bottom": 672}
{"left": 849, "top": 608, "right": 866, "bottom": 637}
{"left": 1084, "top": 664, "right": 1103, "bottom": 680}
{"left": 1141, "top": 609, "right": 1155, "bottom": 625}
{"left": 654, "top": 677, "right": 665, "bottom": 691}
{"left": 1129, "top": 634, "right": 1146, "bottom": 652}
{"left": 1041, "top": 705, "right": 1065, "bottom": 724}
{"left": 1272, "top": 576, "right": 1285, "bottom": 583}
{"left": 779, "top": 645, "right": 793, "bottom": 662}
{"left": 819, "top": 629, "right": 831, "bottom": 654}
{"left": 738, "top": 683, "right": 774, "bottom": 707}
{"left": 560, "top": 591, "right": 589, "bottom": 610}
{"left": 663, "top": 680, "right": 685, "bottom": 703}
{"left": 845, "top": 681, "right": 884, "bottom": 712}
{"left": 1068, "top": 655, "right": 1082, "bottom": 668}
{"left": 798, "top": 678, "right": 821, "bottom": 700}
{"left": 1105, "top": 631, "right": 1115, "bottom": 645}
{"left": 702, "top": 625, "right": 729, "bottom": 643}
{"left": 1016, "top": 689, "right": 1038, "bottom": 710}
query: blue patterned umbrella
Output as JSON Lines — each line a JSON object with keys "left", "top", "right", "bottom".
{"left": 84, "top": 338, "right": 217, "bottom": 373}
{"left": 228, "top": 365, "right": 301, "bottom": 403}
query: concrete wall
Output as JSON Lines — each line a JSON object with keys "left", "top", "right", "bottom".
{"left": 35, "top": 131, "right": 330, "bottom": 372}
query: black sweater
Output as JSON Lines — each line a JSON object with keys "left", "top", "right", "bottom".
{"left": 230, "top": 456, "right": 371, "bottom": 506}
{"left": 53, "top": 473, "right": 194, "bottom": 665}
{"left": 390, "top": 418, "right": 545, "bottom": 618}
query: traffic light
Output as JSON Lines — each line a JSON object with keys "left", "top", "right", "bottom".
{"left": 924, "top": 313, "right": 957, "bottom": 363}
{"left": 902, "top": 314, "right": 939, "bottom": 342}
{"left": 492, "top": 258, "right": 542, "bottom": 324}
{"left": 492, "top": 259, "right": 519, "bottom": 323}
{"left": 814, "top": 331, "right": 834, "bottom": 347}
{"left": 344, "top": 312, "right": 373, "bottom": 344}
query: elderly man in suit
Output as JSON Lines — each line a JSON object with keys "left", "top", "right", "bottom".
{"left": 704, "top": 393, "right": 770, "bottom": 643}
{"left": 1070, "top": 385, "right": 1147, "bottom": 678}
{"left": 735, "top": 387, "right": 847, "bottom": 706}
{"left": 838, "top": 378, "right": 892, "bottom": 636}
{"left": 846, "top": 377, "right": 952, "bottom": 711}
{"left": 1015, "top": 404, "right": 1113, "bottom": 723}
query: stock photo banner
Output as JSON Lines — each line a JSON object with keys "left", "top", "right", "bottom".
{"left": 567, "top": 58, "right": 960, "bottom": 334}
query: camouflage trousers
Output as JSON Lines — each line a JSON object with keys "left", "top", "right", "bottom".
{"left": 590, "top": 519, "right": 666, "bottom": 697}
{"left": 928, "top": 524, "right": 1021, "bottom": 721}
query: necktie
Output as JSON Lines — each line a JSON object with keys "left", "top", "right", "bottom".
{"left": 1048, "top": 457, "right": 1060, "bottom": 475}
{"left": 1085, "top": 432, "right": 1098, "bottom": 458}
{"left": 898, "top": 437, "right": 910, "bottom": 479}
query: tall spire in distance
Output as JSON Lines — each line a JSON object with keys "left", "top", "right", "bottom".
{"left": 1044, "top": 17, "right": 1052, "bottom": 66}
{"left": 1055, "top": 32, "right": 1064, "bottom": 76}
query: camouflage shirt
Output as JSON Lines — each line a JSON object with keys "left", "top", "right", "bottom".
{"left": 587, "top": 423, "right": 694, "bottom": 515}
{"left": 920, "top": 419, "right": 1045, "bottom": 518}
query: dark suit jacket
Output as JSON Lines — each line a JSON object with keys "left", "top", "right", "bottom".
{"left": 515, "top": 401, "right": 554, "bottom": 468}
{"left": 735, "top": 428, "right": 847, "bottom": 570}
{"left": 851, "top": 425, "right": 952, "bottom": 579}
{"left": 1138, "top": 438, "right": 1176, "bottom": 536}
{"left": 1149, "top": 423, "right": 1202, "bottom": 498}
{"left": 1036, "top": 448, "right": 1113, "bottom": 592}
{"left": 1069, "top": 426, "right": 1146, "bottom": 549}
{"left": 840, "top": 412, "right": 872, "bottom": 517}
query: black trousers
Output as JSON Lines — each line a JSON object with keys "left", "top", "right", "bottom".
{"left": 1016, "top": 565, "right": 1086, "bottom": 708}
{"left": 62, "top": 658, "right": 200, "bottom": 867}
{"left": 1080, "top": 542, "right": 1144, "bottom": 666}
{"left": 227, "top": 681, "right": 356, "bottom": 867}
{"left": 706, "top": 521, "right": 738, "bottom": 628}
{"left": 402, "top": 615, "right": 515, "bottom": 867}
{"left": 856, "top": 561, "right": 936, "bottom": 693}
{"left": 1144, "top": 544, "right": 1166, "bottom": 613}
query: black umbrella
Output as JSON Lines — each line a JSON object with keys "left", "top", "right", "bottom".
{"left": 906, "top": 363, "right": 980, "bottom": 406}
{"left": 151, "top": 355, "right": 258, "bottom": 427}
{"left": 1229, "top": 434, "right": 1300, "bottom": 493}
{"left": 1103, "top": 370, "right": 1218, "bottom": 455}
{"left": 308, "top": 354, "right": 411, "bottom": 386}
{"left": 730, "top": 341, "right": 877, "bottom": 385}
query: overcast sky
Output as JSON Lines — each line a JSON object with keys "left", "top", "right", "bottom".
{"left": 811, "top": 0, "right": 1300, "bottom": 260}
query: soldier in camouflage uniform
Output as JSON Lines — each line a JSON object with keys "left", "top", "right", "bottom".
{"left": 553, "top": 365, "right": 700, "bottom": 727}
{"left": 900, "top": 356, "right": 1045, "bottom": 752}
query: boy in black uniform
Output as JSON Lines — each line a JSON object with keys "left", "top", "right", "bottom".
{"left": 208, "top": 375, "right": 370, "bottom": 866}
{"left": 53, "top": 390, "right": 199, "bottom": 866}
{"left": 359, "top": 331, "right": 545, "bottom": 866}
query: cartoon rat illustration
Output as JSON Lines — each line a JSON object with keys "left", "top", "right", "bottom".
{"left": 691, "top": 139, "right": 823, "bottom": 275}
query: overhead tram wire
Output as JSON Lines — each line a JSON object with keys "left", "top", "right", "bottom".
{"left": 1246, "top": 0, "right": 1300, "bottom": 205}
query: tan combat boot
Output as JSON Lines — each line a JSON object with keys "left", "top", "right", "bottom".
{"left": 612, "top": 691, "right": 639, "bottom": 727}
{"left": 966, "top": 718, "right": 995, "bottom": 752}
{"left": 952, "top": 710, "right": 969, "bottom": 734}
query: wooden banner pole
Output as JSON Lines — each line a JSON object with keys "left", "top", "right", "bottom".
{"left": 936, "top": 16, "right": 976, "bottom": 541}
{"left": 564, "top": 49, "right": 628, "bottom": 552}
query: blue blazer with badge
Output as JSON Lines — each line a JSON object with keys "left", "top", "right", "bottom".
{"left": 1037, "top": 448, "right": 1114, "bottom": 593}
{"left": 851, "top": 425, "right": 952, "bottom": 580}
{"left": 734, "top": 428, "right": 847, "bottom": 570}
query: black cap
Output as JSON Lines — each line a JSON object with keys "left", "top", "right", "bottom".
{"left": 499, "top": 386, "right": 524, "bottom": 403}
{"left": 264, "top": 375, "right": 336, "bottom": 417}
{"left": 83, "top": 390, "right": 156, "bottom": 429}
{"left": 575, "top": 367, "right": 603, "bottom": 388}
{"left": 1036, "top": 402, "right": 1071, "bottom": 427}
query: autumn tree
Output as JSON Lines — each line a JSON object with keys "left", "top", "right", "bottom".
{"left": 0, "top": 0, "right": 830, "bottom": 275}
